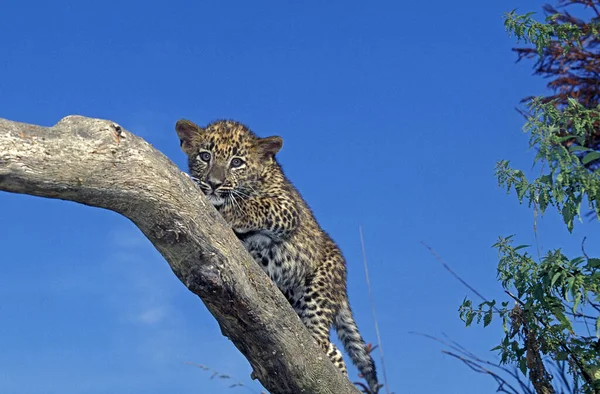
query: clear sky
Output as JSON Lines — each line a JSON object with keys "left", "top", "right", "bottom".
{"left": 1, "top": 1, "right": 598, "bottom": 394}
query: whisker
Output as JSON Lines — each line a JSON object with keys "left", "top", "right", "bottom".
{"left": 233, "top": 189, "right": 251, "bottom": 198}
{"left": 230, "top": 192, "right": 247, "bottom": 217}
{"left": 229, "top": 193, "right": 240, "bottom": 214}
{"left": 240, "top": 184, "right": 257, "bottom": 197}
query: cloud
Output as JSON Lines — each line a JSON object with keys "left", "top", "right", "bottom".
{"left": 136, "top": 306, "right": 168, "bottom": 325}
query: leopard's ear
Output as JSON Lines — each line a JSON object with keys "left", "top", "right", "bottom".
{"left": 258, "top": 136, "right": 283, "bottom": 157}
{"left": 175, "top": 119, "right": 203, "bottom": 155}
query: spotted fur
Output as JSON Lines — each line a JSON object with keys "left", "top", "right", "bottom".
{"left": 176, "top": 119, "right": 380, "bottom": 393}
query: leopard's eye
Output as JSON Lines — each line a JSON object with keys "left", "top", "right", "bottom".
{"left": 198, "top": 151, "right": 211, "bottom": 162}
{"left": 230, "top": 158, "right": 244, "bottom": 168}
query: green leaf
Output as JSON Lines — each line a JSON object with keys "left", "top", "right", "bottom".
{"left": 596, "top": 317, "right": 600, "bottom": 338}
{"left": 551, "top": 271, "right": 562, "bottom": 287}
{"left": 533, "top": 285, "right": 544, "bottom": 301}
{"left": 556, "top": 135, "right": 575, "bottom": 142}
{"left": 573, "top": 292, "right": 581, "bottom": 313}
{"left": 587, "top": 258, "right": 600, "bottom": 269}
{"left": 569, "top": 256, "right": 586, "bottom": 266}
{"left": 552, "top": 307, "right": 573, "bottom": 332}
{"left": 484, "top": 309, "right": 493, "bottom": 327}
{"left": 562, "top": 203, "right": 575, "bottom": 232}
{"left": 519, "top": 357, "right": 528, "bottom": 375}
{"left": 566, "top": 276, "right": 576, "bottom": 299}
{"left": 515, "top": 179, "right": 529, "bottom": 201}
{"left": 567, "top": 97, "right": 579, "bottom": 107}
{"left": 568, "top": 145, "right": 589, "bottom": 152}
{"left": 465, "top": 312, "right": 474, "bottom": 327}
{"left": 539, "top": 174, "right": 553, "bottom": 184}
{"left": 555, "top": 351, "right": 569, "bottom": 361}
{"left": 582, "top": 151, "right": 600, "bottom": 165}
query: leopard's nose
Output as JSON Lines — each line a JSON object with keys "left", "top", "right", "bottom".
{"left": 207, "top": 179, "right": 223, "bottom": 191}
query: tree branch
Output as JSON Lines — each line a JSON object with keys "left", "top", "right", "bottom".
{"left": 0, "top": 115, "right": 360, "bottom": 394}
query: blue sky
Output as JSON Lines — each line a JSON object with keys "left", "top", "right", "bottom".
{"left": 1, "top": 1, "right": 598, "bottom": 393}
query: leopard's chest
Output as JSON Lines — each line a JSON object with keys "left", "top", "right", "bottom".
{"left": 238, "top": 231, "right": 303, "bottom": 291}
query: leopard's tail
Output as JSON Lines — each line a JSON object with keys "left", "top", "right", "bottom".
{"left": 334, "top": 301, "right": 380, "bottom": 393}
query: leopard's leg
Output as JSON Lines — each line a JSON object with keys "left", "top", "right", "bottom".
{"left": 327, "top": 342, "right": 348, "bottom": 375}
{"left": 292, "top": 268, "right": 348, "bottom": 375}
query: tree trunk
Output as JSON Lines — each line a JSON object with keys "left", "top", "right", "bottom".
{"left": 0, "top": 115, "right": 361, "bottom": 394}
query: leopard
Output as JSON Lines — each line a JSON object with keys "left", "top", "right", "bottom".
{"left": 175, "top": 118, "right": 380, "bottom": 393}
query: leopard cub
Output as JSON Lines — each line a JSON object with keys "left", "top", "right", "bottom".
{"left": 176, "top": 119, "right": 380, "bottom": 393}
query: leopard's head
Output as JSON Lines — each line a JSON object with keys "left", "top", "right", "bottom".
{"left": 175, "top": 119, "right": 282, "bottom": 207}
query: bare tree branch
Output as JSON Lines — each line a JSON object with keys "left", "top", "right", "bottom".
{"left": 0, "top": 115, "right": 361, "bottom": 394}
{"left": 410, "top": 332, "right": 535, "bottom": 394}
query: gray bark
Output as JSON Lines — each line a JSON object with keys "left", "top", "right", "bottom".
{"left": 0, "top": 115, "right": 361, "bottom": 394}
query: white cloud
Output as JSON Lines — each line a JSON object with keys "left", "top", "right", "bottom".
{"left": 136, "top": 306, "right": 168, "bottom": 325}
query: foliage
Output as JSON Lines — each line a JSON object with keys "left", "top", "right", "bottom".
{"left": 507, "top": 0, "right": 600, "bottom": 171}
{"left": 459, "top": 1, "right": 600, "bottom": 393}
{"left": 507, "top": 1, "right": 600, "bottom": 112}
{"left": 460, "top": 237, "right": 600, "bottom": 392}
{"left": 504, "top": 9, "right": 590, "bottom": 54}
{"left": 496, "top": 98, "right": 600, "bottom": 231}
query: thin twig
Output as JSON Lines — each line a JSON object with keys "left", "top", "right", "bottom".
{"left": 410, "top": 332, "right": 534, "bottom": 394}
{"left": 561, "top": 301, "right": 598, "bottom": 321}
{"left": 421, "top": 242, "right": 501, "bottom": 313}
{"left": 185, "top": 362, "right": 264, "bottom": 394}
{"left": 359, "top": 226, "right": 389, "bottom": 394}
{"left": 581, "top": 237, "right": 589, "bottom": 259}
{"left": 443, "top": 352, "right": 523, "bottom": 394}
